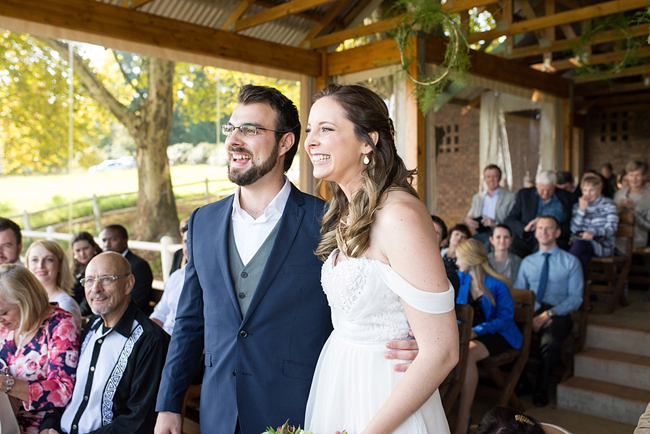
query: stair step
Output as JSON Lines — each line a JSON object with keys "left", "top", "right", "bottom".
{"left": 557, "top": 376, "right": 650, "bottom": 425}
{"left": 586, "top": 324, "right": 650, "bottom": 357}
{"left": 575, "top": 347, "right": 650, "bottom": 391}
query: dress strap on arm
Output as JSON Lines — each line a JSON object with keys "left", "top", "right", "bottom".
{"left": 373, "top": 261, "right": 455, "bottom": 314}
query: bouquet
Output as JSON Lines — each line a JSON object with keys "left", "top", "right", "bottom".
{"left": 262, "top": 420, "right": 347, "bottom": 434}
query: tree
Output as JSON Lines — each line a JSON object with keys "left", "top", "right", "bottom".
{"left": 37, "top": 37, "right": 179, "bottom": 241}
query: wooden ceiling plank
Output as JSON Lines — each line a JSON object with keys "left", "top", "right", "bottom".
{"left": 532, "top": 45, "right": 650, "bottom": 71}
{"left": 0, "top": 0, "right": 321, "bottom": 76}
{"left": 222, "top": 0, "right": 256, "bottom": 31}
{"left": 230, "top": 0, "right": 334, "bottom": 33}
{"left": 424, "top": 35, "right": 571, "bottom": 97}
{"left": 466, "top": 0, "right": 647, "bottom": 44}
{"left": 506, "top": 23, "right": 650, "bottom": 59}
{"left": 120, "top": 0, "right": 155, "bottom": 9}
{"left": 300, "top": 0, "right": 347, "bottom": 47}
{"left": 575, "top": 64, "right": 650, "bottom": 83}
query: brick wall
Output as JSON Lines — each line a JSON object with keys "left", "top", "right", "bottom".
{"left": 584, "top": 108, "right": 650, "bottom": 175}
{"left": 433, "top": 104, "right": 480, "bottom": 228}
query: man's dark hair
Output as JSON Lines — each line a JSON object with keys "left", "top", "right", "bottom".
{"left": 449, "top": 224, "right": 472, "bottom": 240}
{"left": 475, "top": 407, "right": 546, "bottom": 434}
{"left": 601, "top": 162, "right": 613, "bottom": 172}
{"left": 537, "top": 215, "right": 559, "bottom": 229}
{"left": 103, "top": 224, "right": 128, "bottom": 240}
{"left": 238, "top": 85, "right": 300, "bottom": 173}
{"left": 430, "top": 215, "right": 448, "bottom": 241}
{"left": 0, "top": 218, "right": 21, "bottom": 246}
{"left": 556, "top": 170, "right": 573, "bottom": 185}
{"left": 484, "top": 164, "right": 502, "bottom": 179}
{"left": 493, "top": 223, "right": 513, "bottom": 236}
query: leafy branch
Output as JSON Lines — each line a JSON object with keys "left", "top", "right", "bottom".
{"left": 388, "top": 0, "right": 470, "bottom": 113}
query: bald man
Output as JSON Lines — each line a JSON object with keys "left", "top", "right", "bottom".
{"left": 40, "top": 252, "right": 169, "bottom": 434}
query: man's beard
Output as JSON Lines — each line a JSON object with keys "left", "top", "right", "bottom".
{"left": 228, "top": 141, "right": 279, "bottom": 186}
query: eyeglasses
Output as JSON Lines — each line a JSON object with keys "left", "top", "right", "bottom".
{"left": 221, "top": 124, "right": 293, "bottom": 137}
{"left": 81, "top": 274, "right": 130, "bottom": 288}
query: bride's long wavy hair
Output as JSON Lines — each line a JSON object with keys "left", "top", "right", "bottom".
{"left": 314, "top": 85, "right": 417, "bottom": 261}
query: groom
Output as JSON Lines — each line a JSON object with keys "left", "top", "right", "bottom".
{"left": 155, "top": 85, "right": 417, "bottom": 434}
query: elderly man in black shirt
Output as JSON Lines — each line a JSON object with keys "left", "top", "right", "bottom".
{"left": 40, "top": 252, "right": 169, "bottom": 434}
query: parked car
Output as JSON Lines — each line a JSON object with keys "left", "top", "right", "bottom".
{"left": 88, "top": 156, "right": 136, "bottom": 173}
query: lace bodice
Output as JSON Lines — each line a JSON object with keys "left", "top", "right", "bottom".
{"left": 321, "top": 252, "right": 454, "bottom": 343}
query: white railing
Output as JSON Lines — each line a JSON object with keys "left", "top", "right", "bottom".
{"left": 22, "top": 227, "right": 182, "bottom": 290}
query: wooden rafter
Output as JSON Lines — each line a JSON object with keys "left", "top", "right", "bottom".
{"left": 342, "top": 0, "right": 375, "bottom": 26}
{"left": 257, "top": 0, "right": 343, "bottom": 26}
{"left": 575, "top": 64, "right": 650, "bottom": 83}
{"left": 308, "top": 15, "right": 403, "bottom": 49}
{"left": 120, "top": 0, "right": 155, "bottom": 9}
{"left": 0, "top": 0, "right": 321, "bottom": 76}
{"left": 578, "top": 91, "right": 650, "bottom": 109}
{"left": 576, "top": 81, "right": 650, "bottom": 97}
{"left": 466, "top": 0, "right": 647, "bottom": 44}
{"left": 505, "top": 23, "right": 650, "bottom": 59}
{"left": 556, "top": 0, "right": 581, "bottom": 9}
{"left": 300, "top": 0, "right": 347, "bottom": 47}
{"left": 222, "top": 0, "right": 256, "bottom": 31}
{"left": 518, "top": 0, "right": 545, "bottom": 40}
{"left": 228, "top": 0, "right": 334, "bottom": 33}
{"left": 532, "top": 45, "right": 650, "bottom": 71}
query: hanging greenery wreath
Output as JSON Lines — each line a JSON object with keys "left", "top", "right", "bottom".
{"left": 388, "top": 0, "right": 471, "bottom": 113}
{"left": 572, "top": 13, "right": 644, "bottom": 81}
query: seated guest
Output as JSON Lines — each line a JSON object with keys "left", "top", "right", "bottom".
{"left": 100, "top": 224, "right": 154, "bottom": 315}
{"left": 0, "top": 217, "right": 22, "bottom": 265}
{"left": 488, "top": 224, "right": 522, "bottom": 284}
{"left": 70, "top": 232, "right": 103, "bottom": 317}
{"left": 453, "top": 239, "right": 522, "bottom": 434}
{"left": 39, "top": 252, "right": 169, "bottom": 434}
{"left": 601, "top": 162, "right": 618, "bottom": 197}
{"left": 151, "top": 228, "right": 188, "bottom": 335}
{"left": 26, "top": 240, "right": 82, "bottom": 327}
{"left": 637, "top": 402, "right": 650, "bottom": 434}
{"left": 515, "top": 216, "right": 583, "bottom": 407}
{"left": 168, "top": 218, "right": 189, "bottom": 276}
{"left": 570, "top": 173, "right": 619, "bottom": 280}
{"left": 505, "top": 170, "right": 574, "bottom": 258}
{"left": 462, "top": 165, "right": 516, "bottom": 247}
{"left": 430, "top": 215, "right": 460, "bottom": 293}
{"left": 614, "top": 161, "right": 650, "bottom": 251}
{"left": 556, "top": 170, "right": 581, "bottom": 203}
{"left": 441, "top": 224, "right": 471, "bottom": 270}
{"left": 617, "top": 171, "right": 628, "bottom": 190}
{"left": 474, "top": 407, "right": 546, "bottom": 434}
{"left": 0, "top": 264, "right": 79, "bottom": 433}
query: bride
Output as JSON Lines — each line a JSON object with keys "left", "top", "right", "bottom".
{"left": 304, "top": 84, "right": 458, "bottom": 434}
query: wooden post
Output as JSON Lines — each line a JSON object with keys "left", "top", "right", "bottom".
{"left": 299, "top": 74, "right": 317, "bottom": 195}
{"left": 562, "top": 97, "right": 573, "bottom": 171}
{"left": 46, "top": 225, "right": 55, "bottom": 240}
{"left": 204, "top": 178, "right": 210, "bottom": 204}
{"left": 21, "top": 210, "right": 31, "bottom": 232}
{"left": 315, "top": 49, "right": 328, "bottom": 93}
{"left": 160, "top": 235, "right": 173, "bottom": 281}
{"left": 404, "top": 36, "right": 427, "bottom": 202}
{"left": 92, "top": 194, "right": 102, "bottom": 233}
{"left": 502, "top": 0, "right": 513, "bottom": 57}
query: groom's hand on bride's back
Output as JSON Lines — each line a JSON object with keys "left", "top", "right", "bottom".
{"left": 384, "top": 330, "right": 419, "bottom": 372}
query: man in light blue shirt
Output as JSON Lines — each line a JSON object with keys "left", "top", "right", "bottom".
{"left": 514, "top": 215, "right": 583, "bottom": 407}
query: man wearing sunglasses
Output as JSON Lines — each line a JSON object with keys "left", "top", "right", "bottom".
{"left": 40, "top": 252, "right": 169, "bottom": 434}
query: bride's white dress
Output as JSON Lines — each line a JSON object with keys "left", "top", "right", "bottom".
{"left": 305, "top": 252, "right": 455, "bottom": 434}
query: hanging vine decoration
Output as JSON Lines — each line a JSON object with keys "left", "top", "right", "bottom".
{"left": 572, "top": 14, "right": 644, "bottom": 81}
{"left": 388, "top": 0, "right": 471, "bottom": 113}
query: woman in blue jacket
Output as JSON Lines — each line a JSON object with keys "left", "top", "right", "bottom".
{"left": 452, "top": 239, "right": 523, "bottom": 434}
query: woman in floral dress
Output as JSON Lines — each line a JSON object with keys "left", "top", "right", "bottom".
{"left": 0, "top": 264, "right": 79, "bottom": 434}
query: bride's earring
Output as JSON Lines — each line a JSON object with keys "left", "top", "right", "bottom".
{"left": 363, "top": 154, "right": 370, "bottom": 165}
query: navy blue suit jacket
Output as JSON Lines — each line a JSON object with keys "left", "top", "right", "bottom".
{"left": 156, "top": 184, "right": 332, "bottom": 434}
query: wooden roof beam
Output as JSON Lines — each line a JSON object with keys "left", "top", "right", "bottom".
{"left": 575, "top": 64, "right": 650, "bottom": 83}
{"left": 299, "top": 0, "right": 347, "bottom": 47}
{"left": 576, "top": 81, "right": 650, "bottom": 97}
{"left": 577, "top": 91, "right": 650, "bottom": 109}
{"left": 228, "top": 0, "right": 334, "bottom": 33}
{"left": 222, "top": 0, "right": 256, "bottom": 31}
{"left": 505, "top": 23, "right": 650, "bottom": 59}
{"left": 466, "top": 0, "right": 647, "bottom": 44}
{"left": 257, "top": 0, "right": 344, "bottom": 27}
{"left": 0, "top": 0, "right": 321, "bottom": 76}
{"left": 532, "top": 45, "right": 650, "bottom": 71}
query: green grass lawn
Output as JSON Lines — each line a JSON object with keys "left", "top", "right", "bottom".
{"left": 1, "top": 164, "right": 232, "bottom": 216}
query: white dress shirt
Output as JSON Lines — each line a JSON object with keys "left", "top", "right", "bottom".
{"left": 231, "top": 178, "right": 291, "bottom": 265}
{"left": 150, "top": 267, "right": 186, "bottom": 335}
{"left": 481, "top": 187, "right": 501, "bottom": 221}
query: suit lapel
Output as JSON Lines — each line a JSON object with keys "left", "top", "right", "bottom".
{"left": 213, "top": 196, "right": 242, "bottom": 320}
{"left": 241, "top": 185, "right": 305, "bottom": 325}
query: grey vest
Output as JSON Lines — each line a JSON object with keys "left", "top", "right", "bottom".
{"left": 227, "top": 221, "right": 280, "bottom": 317}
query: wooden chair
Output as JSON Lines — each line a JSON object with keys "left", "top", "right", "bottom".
{"left": 587, "top": 211, "right": 634, "bottom": 313}
{"left": 441, "top": 304, "right": 474, "bottom": 416}
{"left": 479, "top": 289, "right": 535, "bottom": 412}
{"left": 181, "top": 384, "right": 201, "bottom": 434}
{"left": 628, "top": 245, "right": 650, "bottom": 300}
